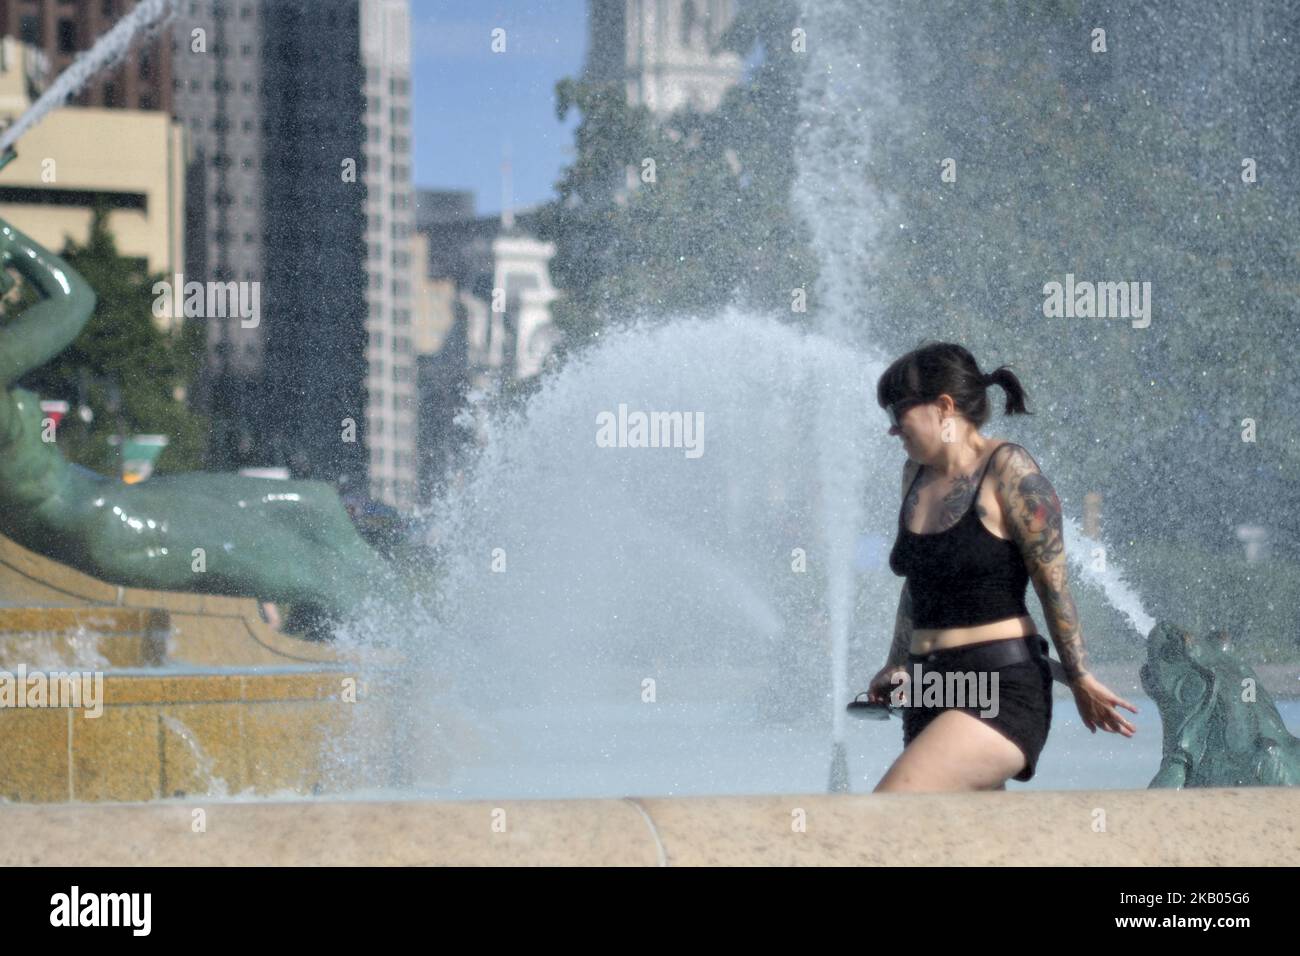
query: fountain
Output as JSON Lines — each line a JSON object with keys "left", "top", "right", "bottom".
{"left": 0, "top": 0, "right": 1297, "bottom": 867}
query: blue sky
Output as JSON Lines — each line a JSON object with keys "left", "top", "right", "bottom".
{"left": 409, "top": 0, "right": 588, "bottom": 218}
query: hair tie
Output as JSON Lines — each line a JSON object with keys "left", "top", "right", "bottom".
{"left": 982, "top": 372, "right": 994, "bottom": 387}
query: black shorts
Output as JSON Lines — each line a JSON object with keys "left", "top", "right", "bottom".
{"left": 900, "top": 635, "right": 1054, "bottom": 782}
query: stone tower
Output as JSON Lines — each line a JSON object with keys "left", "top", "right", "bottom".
{"left": 586, "top": 0, "right": 743, "bottom": 116}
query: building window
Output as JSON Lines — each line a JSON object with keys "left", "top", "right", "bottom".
{"left": 57, "top": 20, "right": 78, "bottom": 54}
{"left": 241, "top": 5, "right": 253, "bottom": 20}
{"left": 102, "top": 0, "right": 116, "bottom": 19}
{"left": 140, "top": 93, "right": 155, "bottom": 110}
{"left": 20, "top": 16, "right": 41, "bottom": 45}
{"left": 104, "top": 82, "right": 119, "bottom": 107}
{"left": 680, "top": 0, "right": 697, "bottom": 47}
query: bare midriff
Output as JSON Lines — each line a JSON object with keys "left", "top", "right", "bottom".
{"left": 910, "top": 613, "right": 1036, "bottom": 656}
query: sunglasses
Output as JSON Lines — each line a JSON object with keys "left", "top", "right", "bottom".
{"left": 886, "top": 398, "right": 925, "bottom": 430}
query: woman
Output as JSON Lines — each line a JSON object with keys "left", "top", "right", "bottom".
{"left": 866, "top": 342, "right": 1137, "bottom": 791}
{"left": 0, "top": 215, "right": 403, "bottom": 635}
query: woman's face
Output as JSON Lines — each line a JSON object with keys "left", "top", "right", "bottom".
{"left": 887, "top": 397, "right": 945, "bottom": 461}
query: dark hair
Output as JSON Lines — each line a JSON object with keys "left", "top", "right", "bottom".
{"left": 876, "top": 341, "right": 1030, "bottom": 428}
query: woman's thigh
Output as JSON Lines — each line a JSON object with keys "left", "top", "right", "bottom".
{"left": 874, "top": 709, "right": 1026, "bottom": 793}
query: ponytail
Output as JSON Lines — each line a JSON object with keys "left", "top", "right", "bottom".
{"left": 984, "top": 366, "right": 1031, "bottom": 416}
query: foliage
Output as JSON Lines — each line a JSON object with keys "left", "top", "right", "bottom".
{"left": 15, "top": 204, "right": 207, "bottom": 475}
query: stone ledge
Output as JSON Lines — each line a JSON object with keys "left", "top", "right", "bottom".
{"left": 0, "top": 787, "right": 1294, "bottom": 866}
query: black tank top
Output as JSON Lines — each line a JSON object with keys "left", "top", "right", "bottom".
{"left": 888, "top": 442, "right": 1032, "bottom": 629}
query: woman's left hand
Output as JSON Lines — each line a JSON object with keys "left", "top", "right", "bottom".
{"left": 1069, "top": 673, "right": 1139, "bottom": 736}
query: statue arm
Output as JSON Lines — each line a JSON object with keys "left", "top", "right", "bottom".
{"left": 0, "top": 219, "right": 96, "bottom": 388}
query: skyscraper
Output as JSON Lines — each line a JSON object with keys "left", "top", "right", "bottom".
{"left": 168, "top": 0, "right": 415, "bottom": 510}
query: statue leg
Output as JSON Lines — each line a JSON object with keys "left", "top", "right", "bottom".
{"left": 96, "top": 475, "right": 408, "bottom": 622}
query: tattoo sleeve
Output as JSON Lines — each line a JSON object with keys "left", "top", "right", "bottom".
{"left": 885, "top": 582, "right": 913, "bottom": 667}
{"left": 995, "top": 446, "right": 1089, "bottom": 681}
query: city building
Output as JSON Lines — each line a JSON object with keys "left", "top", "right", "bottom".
{"left": 167, "top": 0, "right": 415, "bottom": 509}
{"left": 0, "top": 0, "right": 172, "bottom": 111}
{"left": 0, "top": 35, "right": 185, "bottom": 299}
{"left": 585, "top": 0, "right": 742, "bottom": 116}
{"left": 410, "top": 188, "right": 560, "bottom": 501}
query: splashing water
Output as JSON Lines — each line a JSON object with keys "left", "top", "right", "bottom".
{"left": 160, "top": 714, "right": 230, "bottom": 798}
{"left": 791, "top": 0, "right": 902, "bottom": 353}
{"left": 1064, "top": 517, "right": 1158, "bottom": 637}
{"left": 787, "top": 0, "right": 1161, "bottom": 657}
{"left": 0, "top": 0, "right": 180, "bottom": 155}
{"left": 403, "top": 309, "right": 894, "bottom": 797}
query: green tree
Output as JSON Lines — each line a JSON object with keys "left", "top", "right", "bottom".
{"left": 532, "top": 0, "right": 814, "bottom": 360}
{"left": 16, "top": 204, "right": 207, "bottom": 475}
{"left": 867, "top": 0, "right": 1299, "bottom": 550}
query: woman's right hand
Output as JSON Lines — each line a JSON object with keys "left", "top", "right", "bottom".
{"left": 866, "top": 663, "right": 910, "bottom": 706}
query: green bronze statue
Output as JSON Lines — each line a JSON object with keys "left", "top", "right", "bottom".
{"left": 1141, "top": 621, "right": 1300, "bottom": 787}
{"left": 0, "top": 214, "right": 406, "bottom": 635}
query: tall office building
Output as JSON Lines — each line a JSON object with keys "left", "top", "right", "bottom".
{"left": 359, "top": 0, "right": 416, "bottom": 511}
{"left": 166, "top": 0, "right": 414, "bottom": 510}
{"left": 169, "top": 0, "right": 270, "bottom": 470}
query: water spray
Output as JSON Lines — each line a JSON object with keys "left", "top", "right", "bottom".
{"left": 0, "top": 0, "right": 180, "bottom": 161}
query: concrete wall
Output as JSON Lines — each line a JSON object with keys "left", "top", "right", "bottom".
{"left": 1, "top": 786, "right": 1296, "bottom": 865}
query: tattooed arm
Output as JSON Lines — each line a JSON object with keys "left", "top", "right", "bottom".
{"left": 885, "top": 582, "right": 913, "bottom": 667}
{"left": 992, "top": 445, "right": 1090, "bottom": 683}
{"left": 884, "top": 458, "right": 921, "bottom": 667}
